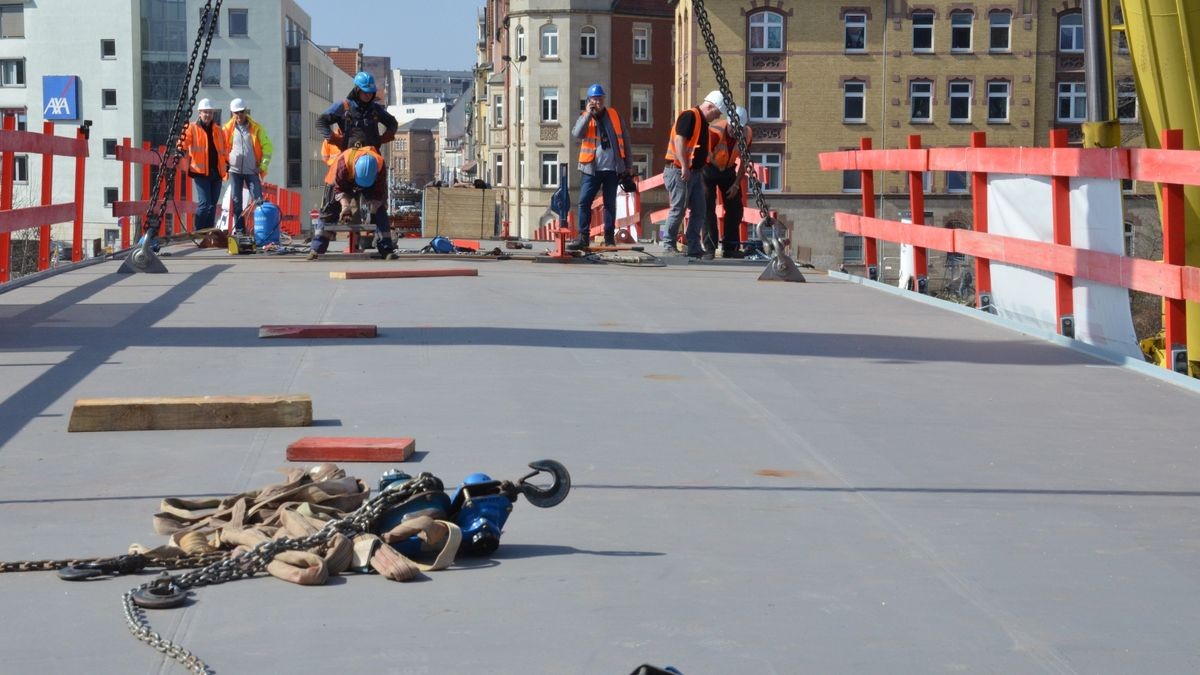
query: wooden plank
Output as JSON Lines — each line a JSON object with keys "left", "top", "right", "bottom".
{"left": 330, "top": 268, "right": 479, "bottom": 280}
{"left": 286, "top": 437, "right": 415, "bottom": 462}
{"left": 259, "top": 324, "right": 377, "bottom": 339}
{"left": 68, "top": 394, "right": 312, "bottom": 432}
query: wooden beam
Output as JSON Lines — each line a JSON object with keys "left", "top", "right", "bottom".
{"left": 286, "top": 437, "right": 415, "bottom": 462}
{"left": 329, "top": 268, "right": 479, "bottom": 280}
{"left": 68, "top": 394, "right": 313, "bottom": 432}
{"left": 259, "top": 324, "right": 377, "bottom": 339}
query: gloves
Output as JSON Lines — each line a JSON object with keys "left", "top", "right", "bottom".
{"left": 339, "top": 203, "right": 357, "bottom": 224}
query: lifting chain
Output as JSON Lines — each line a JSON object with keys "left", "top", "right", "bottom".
{"left": 0, "top": 551, "right": 226, "bottom": 574}
{"left": 692, "top": 0, "right": 806, "bottom": 281}
{"left": 121, "top": 472, "right": 444, "bottom": 674}
{"left": 141, "top": 0, "right": 223, "bottom": 238}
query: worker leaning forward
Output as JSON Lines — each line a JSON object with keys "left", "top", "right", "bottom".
{"left": 179, "top": 98, "right": 228, "bottom": 232}
{"left": 308, "top": 146, "right": 396, "bottom": 260}
{"left": 662, "top": 90, "right": 725, "bottom": 258}
{"left": 701, "top": 105, "right": 752, "bottom": 260}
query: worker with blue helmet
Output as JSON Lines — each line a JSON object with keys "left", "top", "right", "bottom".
{"left": 571, "top": 82, "right": 632, "bottom": 250}
{"left": 308, "top": 146, "right": 396, "bottom": 260}
{"left": 317, "top": 70, "right": 398, "bottom": 152}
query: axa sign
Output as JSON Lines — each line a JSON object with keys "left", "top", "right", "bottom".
{"left": 42, "top": 76, "right": 80, "bottom": 120}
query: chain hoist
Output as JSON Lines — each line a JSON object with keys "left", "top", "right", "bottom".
{"left": 120, "top": 0, "right": 223, "bottom": 274}
{"left": 692, "top": 0, "right": 806, "bottom": 282}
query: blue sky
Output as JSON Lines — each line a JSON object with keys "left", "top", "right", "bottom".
{"left": 303, "top": 0, "right": 483, "bottom": 71}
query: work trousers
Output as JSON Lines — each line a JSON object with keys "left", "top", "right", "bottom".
{"left": 663, "top": 164, "right": 705, "bottom": 255}
{"left": 701, "top": 165, "right": 744, "bottom": 253}
{"left": 577, "top": 170, "right": 619, "bottom": 245}
{"left": 191, "top": 173, "right": 223, "bottom": 232}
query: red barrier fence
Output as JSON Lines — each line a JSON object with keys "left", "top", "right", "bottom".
{"left": 819, "top": 131, "right": 1200, "bottom": 372}
{"left": 0, "top": 115, "right": 87, "bottom": 283}
{"left": 113, "top": 138, "right": 193, "bottom": 248}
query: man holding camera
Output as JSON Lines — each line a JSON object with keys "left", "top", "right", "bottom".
{"left": 570, "top": 83, "right": 632, "bottom": 249}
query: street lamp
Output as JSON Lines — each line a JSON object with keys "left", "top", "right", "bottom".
{"left": 502, "top": 54, "right": 527, "bottom": 237}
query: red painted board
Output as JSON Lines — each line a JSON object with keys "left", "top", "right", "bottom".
{"left": 259, "top": 324, "right": 378, "bottom": 339}
{"left": 287, "top": 437, "right": 415, "bottom": 462}
{"left": 330, "top": 269, "right": 479, "bottom": 280}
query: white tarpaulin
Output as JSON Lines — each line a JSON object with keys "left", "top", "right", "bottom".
{"left": 987, "top": 174, "right": 1140, "bottom": 359}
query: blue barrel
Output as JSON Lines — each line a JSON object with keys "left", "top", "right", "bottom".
{"left": 253, "top": 201, "right": 281, "bottom": 246}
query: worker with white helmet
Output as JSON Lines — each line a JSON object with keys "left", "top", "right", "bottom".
{"left": 178, "top": 98, "right": 229, "bottom": 231}
{"left": 662, "top": 90, "right": 726, "bottom": 257}
{"left": 702, "top": 105, "right": 753, "bottom": 259}
{"left": 221, "top": 98, "right": 273, "bottom": 234}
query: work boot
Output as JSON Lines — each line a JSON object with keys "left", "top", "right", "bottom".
{"left": 701, "top": 250, "right": 715, "bottom": 261}
{"left": 722, "top": 249, "right": 745, "bottom": 259}
{"left": 306, "top": 252, "right": 319, "bottom": 261}
{"left": 567, "top": 239, "right": 590, "bottom": 251}
{"left": 384, "top": 251, "right": 399, "bottom": 260}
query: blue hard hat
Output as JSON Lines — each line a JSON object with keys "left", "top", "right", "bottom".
{"left": 587, "top": 83, "right": 605, "bottom": 98}
{"left": 354, "top": 71, "right": 376, "bottom": 93}
{"left": 354, "top": 154, "right": 378, "bottom": 187}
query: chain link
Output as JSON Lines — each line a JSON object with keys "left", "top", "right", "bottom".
{"left": 142, "top": 0, "right": 223, "bottom": 237}
{"left": 121, "top": 473, "right": 443, "bottom": 674}
{"left": 0, "top": 552, "right": 227, "bottom": 574}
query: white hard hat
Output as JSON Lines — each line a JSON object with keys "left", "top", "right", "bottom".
{"left": 230, "top": 98, "right": 247, "bottom": 113}
{"left": 703, "top": 90, "right": 727, "bottom": 115}
{"left": 733, "top": 106, "right": 749, "bottom": 123}
{"left": 197, "top": 98, "right": 216, "bottom": 111}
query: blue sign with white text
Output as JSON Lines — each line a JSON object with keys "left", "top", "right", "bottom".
{"left": 42, "top": 76, "right": 79, "bottom": 120}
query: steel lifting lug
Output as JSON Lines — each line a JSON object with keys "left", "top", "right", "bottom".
{"left": 517, "top": 459, "right": 571, "bottom": 508}
{"left": 58, "top": 553, "right": 148, "bottom": 581}
{"left": 131, "top": 573, "right": 189, "bottom": 610}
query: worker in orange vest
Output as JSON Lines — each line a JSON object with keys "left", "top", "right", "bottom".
{"left": 702, "top": 106, "right": 752, "bottom": 259}
{"left": 179, "top": 98, "right": 228, "bottom": 231}
{"left": 663, "top": 90, "right": 725, "bottom": 257}
{"left": 570, "top": 83, "right": 632, "bottom": 249}
{"left": 307, "top": 146, "right": 396, "bottom": 261}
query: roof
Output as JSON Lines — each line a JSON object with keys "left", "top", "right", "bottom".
{"left": 612, "top": 0, "right": 674, "bottom": 17}
{"left": 398, "top": 118, "right": 440, "bottom": 132}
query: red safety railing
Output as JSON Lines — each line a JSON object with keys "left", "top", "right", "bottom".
{"left": 0, "top": 114, "right": 88, "bottom": 283}
{"left": 641, "top": 165, "right": 770, "bottom": 246}
{"left": 260, "top": 181, "right": 302, "bottom": 237}
{"left": 819, "top": 131, "right": 1200, "bottom": 372}
{"left": 112, "top": 139, "right": 193, "bottom": 248}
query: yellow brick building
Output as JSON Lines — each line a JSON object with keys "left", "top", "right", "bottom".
{"left": 672, "top": 0, "right": 1156, "bottom": 271}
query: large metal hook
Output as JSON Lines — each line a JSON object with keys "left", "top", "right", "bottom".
{"left": 516, "top": 460, "right": 571, "bottom": 508}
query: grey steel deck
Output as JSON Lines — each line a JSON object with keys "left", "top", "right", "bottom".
{"left": 1, "top": 246, "right": 1198, "bottom": 674}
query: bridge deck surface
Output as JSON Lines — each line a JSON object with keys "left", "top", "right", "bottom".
{"left": 0, "top": 246, "right": 1197, "bottom": 674}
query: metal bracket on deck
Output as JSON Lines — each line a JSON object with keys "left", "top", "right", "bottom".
{"left": 755, "top": 217, "right": 806, "bottom": 283}
{"left": 118, "top": 234, "right": 168, "bottom": 274}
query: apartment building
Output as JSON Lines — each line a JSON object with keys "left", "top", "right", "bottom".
{"left": 673, "top": 0, "right": 1155, "bottom": 270}
{"left": 480, "top": 0, "right": 674, "bottom": 239}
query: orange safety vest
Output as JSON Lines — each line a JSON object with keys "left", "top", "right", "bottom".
{"left": 321, "top": 131, "right": 345, "bottom": 166}
{"left": 181, "top": 120, "right": 229, "bottom": 178}
{"left": 578, "top": 108, "right": 626, "bottom": 164}
{"left": 664, "top": 108, "right": 704, "bottom": 168}
{"left": 708, "top": 119, "right": 753, "bottom": 172}
{"left": 325, "top": 145, "right": 383, "bottom": 186}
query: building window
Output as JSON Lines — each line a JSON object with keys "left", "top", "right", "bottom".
{"left": 951, "top": 11, "right": 973, "bottom": 52}
{"left": 749, "top": 11, "right": 784, "bottom": 52}
{"left": 844, "top": 13, "right": 866, "bottom": 52}
{"left": 843, "top": 235, "right": 864, "bottom": 263}
{"left": 987, "top": 81, "right": 1010, "bottom": 122}
{"left": 540, "top": 25, "right": 559, "bottom": 59}
{"left": 102, "top": 89, "right": 117, "bottom": 108}
{"left": 228, "top": 8, "right": 248, "bottom": 37}
{"left": 13, "top": 154, "right": 26, "bottom": 183}
{"left": 947, "top": 171, "right": 969, "bottom": 193}
{"left": 842, "top": 169, "right": 861, "bottom": 193}
{"left": 843, "top": 80, "right": 866, "bottom": 123}
{"left": 989, "top": 11, "right": 1011, "bottom": 51}
{"left": 1059, "top": 13, "right": 1084, "bottom": 52}
{"left": 540, "top": 87, "right": 558, "bottom": 122}
{"left": 580, "top": 25, "right": 596, "bottom": 58}
{"left": 751, "top": 152, "right": 781, "bottom": 191}
{"left": 103, "top": 138, "right": 118, "bottom": 158}
{"left": 1124, "top": 221, "right": 1135, "bottom": 256}
{"left": 912, "top": 12, "right": 934, "bottom": 52}
{"left": 1057, "top": 82, "right": 1086, "bottom": 122}
{"left": 1121, "top": 179, "right": 1135, "bottom": 194}
{"left": 0, "top": 4, "right": 24, "bottom": 38}
{"left": 631, "top": 149, "right": 650, "bottom": 179}
{"left": 493, "top": 94, "right": 503, "bottom": 127}
{"left": 287, "top": 159, "right": 301, "bottom": 187}
{"left": 633, "top": 25, "right": 650, "bottom": 61}
{"left": 493, "top": 153, "right": 503, "bottom": 186}
{"left": 910, "top": 80, "right": 933, "bottom": 122}
{"left": 922, "top": 171, "right": 933, "bottom": 193}
{"left": 103, "top": 187, "right": 118, "bottom": 207}
{"left": 230, "top": 59, "right": 250, "bottom": 88}
{"left": 0, "top": 58, "right": 23, "bottom": 87}
{"left": 515, "top": 25, "right": 525, "bottom": 59}
{"left": 202, "top": 59, "right": 220, "bottom": 86}
{"left": 200, "top": 6, "right": 220, "bottom": 36}
{"left": 748, "top": 81, "right": 782, "bottom": 122}
{"left": 949, "top": 80, "right": 972, "bottom": 123}
{"left": 101, "top": 39, "right": 116, "bottom": 59}
{"left": 541, "top": 152, "right": 559, "bottom": 187}
{"left": 1117, "top": 80, "right": 1138, "bottom": 122}
{"left": 631, "top": 87, "right": 651, "bottom": 125}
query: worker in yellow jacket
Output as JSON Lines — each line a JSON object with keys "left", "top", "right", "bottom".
{"left": 222, "top": 98, "right": 273, "bottom": 234}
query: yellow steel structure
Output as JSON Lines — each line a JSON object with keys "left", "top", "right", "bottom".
{"left": 1121, "top": 0, "right": 1200, "bottom": 373}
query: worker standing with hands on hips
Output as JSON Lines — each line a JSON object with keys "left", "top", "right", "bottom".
{"left": 179, "top": 98, "right": 228, "bottom": 232}
{"left": 222, "top": 98, "right": 272, "bottom": 235}
{"left": 570, "top": 83, "right": 632, "bottom": 250}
